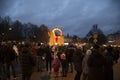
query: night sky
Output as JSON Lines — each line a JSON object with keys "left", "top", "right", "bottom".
{"left": 0, "top": 0, "right": 120, "bottom": 37}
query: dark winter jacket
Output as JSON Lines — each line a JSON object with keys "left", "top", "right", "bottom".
{"left": 0, "top": 45, "right": 5, "bottom": 64}
{"left": 19, "top": 46, "right": 35, "bottom": 75}
{"left": 4, "top": 45, "right": 16, "bottom": 63}
{"left": 87, "top": 50, "right": 105, "bottom": 80}
{"left": 73, "top": 48, "right": 84, "bottom": 72}
{"left": 104, "top": 52, "right": 114, "bottom": 80}
{"left": 66, "top": 47, "right": 75, "bottom": 62}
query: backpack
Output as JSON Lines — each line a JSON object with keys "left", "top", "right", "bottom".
{"left": 60, "top": 52, "right": 66, "bottom": 60}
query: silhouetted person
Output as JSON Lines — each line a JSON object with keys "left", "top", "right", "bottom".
{"left": 0, "top": 42, "right": 7, "bottom": 80}
{"left": 87, "top": 44, "right": 105, "bottom": 80}
{"left": 104, "top": 46, "right": 114, "bottom": 80}
{"left": 59, "top": 50, "right": 68, "bottom": 77}
{"left": 82, "top": 49, "right": 92, "bottom": 80}
{"left": 4, "top": 43, "right": 16, "bottom": 80}
{"left": 73, "top": 47, "right": 84, "bottom": 80}
{"left": 66, "top": 45, "right": 75, "bottom": 73}
{"left": 19, "top": 43, "right": 35, "bottom": 80}
{"left": 36, "top": 43, "right": 44, "bottom": 72}
{"left": 44, "top": 45, "right": 52, "bottom": 73}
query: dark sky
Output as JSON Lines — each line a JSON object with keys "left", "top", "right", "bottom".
{"left": 0, "top": 0, "right": 120, "bottom": 37}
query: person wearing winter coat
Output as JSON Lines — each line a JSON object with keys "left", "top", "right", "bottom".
{"left": 4, "top": 43, "right": 17, "bottom": 80}
{"left": 87, "top": 44, "right": 106, "bottom": 80}
{"left": 66, "top": 46, "right": 75, "bottom": 73}
{"left": 0, "top": 42, "right": 7, "bottom": 80}
{"left": 52, "top": 53, "right": 60, "bottom": 77}
{"left": 104, "top": 46, "right": 114, "bottom": 80}
{"left": 73, "top": 48, "right": 84, "bottom": 80}
{"left": 82, "top": 49, "right": 92, "bottom": 80}
{"left": 36, "top": 43, "right": 44, "bottom": 72}
{"left": 19, "top": 43, "right": 36, "bottom": 80}
{"left": 59, "top": 50, "right": 68, "bottom": 77}
{"left": 44, "top": 45, "right": 53, "bottom": 73}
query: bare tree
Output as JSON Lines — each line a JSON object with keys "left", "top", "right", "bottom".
{"left": 35, "top": 24, "right": 49, "bottom": 43}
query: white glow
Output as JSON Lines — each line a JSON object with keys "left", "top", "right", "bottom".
{"left": 64, "top": 43, "right": 69, "bottom": 45}
{"left": 108, "top": 40, "right": 114, "bottom": 43}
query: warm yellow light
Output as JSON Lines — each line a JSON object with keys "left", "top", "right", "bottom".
{"left": 48, "top": 27, "right": 64, "bottom": 46}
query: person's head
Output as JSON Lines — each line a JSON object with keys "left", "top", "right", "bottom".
{"left": 86, "top": 49, "right": 92, "bottom": 55}
{"left": 24, "top": 41, "right": 31, "bottom": 48}
{"left": 37, "top": 43, "right": 41, "bottom": 46}
{"left": 107, "top": 45, "right": 113, "bottom": 52}
{"left": 93, "top": 44, "right": 100, "bottom": 50}
{"left": 92, "top": 44, "right": 101, "bottom": 54}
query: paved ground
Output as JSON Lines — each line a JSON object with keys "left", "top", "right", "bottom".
{"left": 32, "top": 58, "right": 120, "bottom": 80}
{"left": 11, "top": 58, "right": 120, "bottom": 80}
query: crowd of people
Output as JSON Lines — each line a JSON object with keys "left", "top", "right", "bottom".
{"left": 0, "top": 41, "right": 120, "bottom": 80}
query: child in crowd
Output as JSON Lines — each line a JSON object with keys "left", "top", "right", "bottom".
{"left": 52, "top": 53, "right": 60, "bottom": 77}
